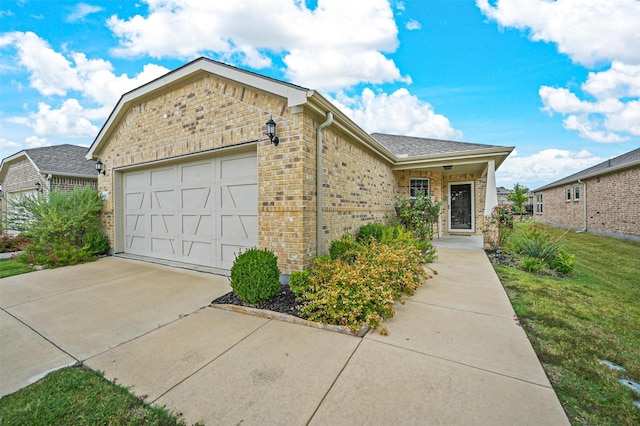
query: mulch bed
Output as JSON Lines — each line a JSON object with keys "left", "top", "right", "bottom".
{"left": 211, "top": 284, "right": 302, "bottom": 318}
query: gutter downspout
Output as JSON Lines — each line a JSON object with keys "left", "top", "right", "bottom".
{"left": 316, "top": 112, "right": 333, "bottom": 256}
{"left": 578, "top": 179, "right": 587, "bottom": 232}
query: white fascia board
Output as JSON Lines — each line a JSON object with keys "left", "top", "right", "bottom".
{"left": 391, "top": 147, "right": 514, "bottom": 170}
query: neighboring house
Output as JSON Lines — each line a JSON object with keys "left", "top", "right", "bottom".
{"left": 497, "top": 186, "right": 512, "bottom": 204}
{"left": 86, "top": 57, "right": 513, "bottom": 275}
{"left": 533, "top": 147, "right": 640, "bottom": 241}
{"left": 0, "top": 144, "right": 98, "bottom": 232}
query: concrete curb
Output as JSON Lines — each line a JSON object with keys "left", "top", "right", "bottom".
{"left": 210, "top": 304, "right": 370, "bottom": 337}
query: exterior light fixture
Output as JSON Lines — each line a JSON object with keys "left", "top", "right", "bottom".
{"left": 443, "top": 165, "right": 453, "bottom": 170}
{"left": 35, "top": 181, "right": 43, "bottom": 193}
{"left": 265, "top": 117, "right": 280, "bottom": 147}
{"left": 96, "top": 159, "right": 106, "bottom": 175}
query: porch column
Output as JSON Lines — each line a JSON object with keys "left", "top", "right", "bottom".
{"left": 484, "top": 159, "right": 498, "bottom": 216}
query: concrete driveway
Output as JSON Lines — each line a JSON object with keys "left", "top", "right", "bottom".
{"left": 0, "top": 249, "right": 570, "bottom": 425}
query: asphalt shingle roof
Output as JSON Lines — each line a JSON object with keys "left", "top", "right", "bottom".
{"left": 534, "top": 147, "right": 640, "bottom": 192}
{"left": 25, "top": 144, "right": 96, "bottom": 177}
{"left": 370, "top": 133, "right": 504, "bottom": 157}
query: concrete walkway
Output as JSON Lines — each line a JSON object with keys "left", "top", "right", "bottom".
{"left": 0, "top": 244, "right": 569, "bottom": 425}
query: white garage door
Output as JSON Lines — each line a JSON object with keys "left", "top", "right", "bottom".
{"left": 122, "top": 151, "right": 258, "bottom": 272}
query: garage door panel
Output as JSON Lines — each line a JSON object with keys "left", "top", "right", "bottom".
{"left": 125, "top": 192, "right": 145, "bottom": 210}
{"left": 151, "top": 238, "right": 176, "bottom": 256}
{"left": 219, "top": 156, "right": 257, "bottom": 179}
{"left": 182, "top": 187, "right": 211, "bottom": 209}
{"left": 150, "top": 168, "right": 175, "bottom": 186}
{"left": 152, "top": 190, "right": 175, "bottom": 209}
{"left": 122, "top": 151, "right": 257, "bottom": 272}
{"left": 182, "top": 162, "right": 213, "bottom": 182}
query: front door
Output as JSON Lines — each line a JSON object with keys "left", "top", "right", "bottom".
{"left": 448, "top": 182, "right": 474, "bottom": 232}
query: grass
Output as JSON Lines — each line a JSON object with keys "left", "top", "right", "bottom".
{"left": 493, "top": 223, "right": 640, "bottom": 425}
{"left": 0, "top": 258, "right": 32, "bottom": 278}
{"left": 0, "top": 367, "right": 186, "bottom": 425}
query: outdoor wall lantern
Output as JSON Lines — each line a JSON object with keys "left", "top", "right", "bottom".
{"left": 265, "top": 117, "right": 280, "bottom": 147}
{"left": 95, "top": 159, "right": 106, "bottom": 175}
{"left": 34, "top": 181, "right": 43, "bottom": 193}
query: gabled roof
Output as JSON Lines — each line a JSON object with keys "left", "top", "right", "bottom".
{"left": 87, "top": 56, "right": 514, "bottom": 173}
{"left": 0, "top": 144, "right": 97, "bottom": 181}
{"left": 534, "top": 147, "right": 640, "bottom": 192}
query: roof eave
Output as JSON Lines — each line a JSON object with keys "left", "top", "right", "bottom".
{"left": 391, "top": 146, "right": 514, "bottom": 170}
{"left": 533, "top": 159, "right": 640, "bottom": 192}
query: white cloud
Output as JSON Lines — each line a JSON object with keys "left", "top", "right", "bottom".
{"left": 333, "top": 88, "right": 463, "bottom": 140}
{"left": 67, "top": 3, "right": 104, "bottom": 22}
{"left": 476, "top": 0, "right": 640, "bottom": 66}
{"left": 107, "top": 0, "right": 407, "bottom": 91}
{"left": 2, "top": 32, "right": 169, "bottom": 139}
{"left": 540, "top": 62, "right": 640, "bottom": 142}
{"left": 405, "top": 19, "right": 421, "bottom": 31}
{"left": 24, "top": 136, "right": 49, "bottom": 148}
{"left": 496, "top": 148, "right": 604, "bottom": 189}
{"left": 478, "top": 1, "right": 640, "bottom": 143}
{"left": 0, "top": 137, "right": 20, "bottom": 149}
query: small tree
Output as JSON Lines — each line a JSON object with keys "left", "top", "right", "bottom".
{"left": 507, "top": 183, "right": 529, "bottom": 221}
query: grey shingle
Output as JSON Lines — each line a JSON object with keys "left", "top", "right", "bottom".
{"left": 370, "top": 133, "right": 504, "bottom": 157}
{"left": 25, "top": 144, "right": 96, "bottom": 177}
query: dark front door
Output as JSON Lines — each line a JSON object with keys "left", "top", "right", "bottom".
{"left": 449, "top": 183, "right": 473, "bottom": 232}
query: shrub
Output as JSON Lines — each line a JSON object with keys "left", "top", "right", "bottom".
{"left": 521, "top": 255, "right": 545, "bottom": 273}
{"left": 84, "top": 231, "right": 110, "bottom": 256}
{"left": 394, "top": 192, "right": 444, "bottom": 241}
{"left": 356, "top": 222, "right": 387, "bottom": 244}
{"left": 550, "top": 249, "right": 575, "bottom": 275}
{"left": 288, "top": 270, "right": 309, "bottom": 298}
{"left": 229, "top": 248, "right": 281, "bottom": 305}
{"left": 485, "top": 203, "right": 515, "bottom": 248}
{"left": 0, "top": 233, "right": 29, "bottom": 253}
{"left": 6, "top": 187, "right": 105, "bottom": 267}
{"left": 329, "top": 233, "right": 358, "bottom": 262}
{"left": 297, "top": 240, "right": 429, "bottom": 333}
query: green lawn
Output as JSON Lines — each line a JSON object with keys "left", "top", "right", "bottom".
{"left": 0, "top": 258, "right": 32, "bottom": 279}
{"left": 493, "top": 224, "right": 640, "bottom": 425}
{"left": 0, "top": 367, "right": 186, "bottom": 425}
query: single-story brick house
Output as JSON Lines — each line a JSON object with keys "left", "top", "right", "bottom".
{"left": 0, "top": 144, "right": 98, "bottom": 232}
{"left": 532, "top": 147, "right": 640, "bottom": 241}
{"left": 86, "top": 57, "right": 513, "bottom": 275}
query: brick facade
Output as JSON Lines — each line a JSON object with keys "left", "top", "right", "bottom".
{"left": 91, "top": 61, "right": 500, "bottom": 273}
{"left": 536, "top": 166, "right": 640, "bottom": 238}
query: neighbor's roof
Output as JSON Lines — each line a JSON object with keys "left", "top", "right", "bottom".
{"left": 371, "top": 133, "right": 505, "bottom": 157}
{"left": 0, "top": 144, "right": 97, "bottom": 180}
{"left": 534, "top": 147, "right": 640, "bottom": 192}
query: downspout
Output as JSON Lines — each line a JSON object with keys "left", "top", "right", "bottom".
{"left": 577, "top": 179, "right": 587, "bottom": 232}
{"left": 316, "top": 112, "right": 334, "bottom": 256}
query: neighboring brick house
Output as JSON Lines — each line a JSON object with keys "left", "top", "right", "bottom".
{"left": 0, "top": 144, "right": 98, "bottom": 232}
{"left": 533, "top": 147, "right": 640, "bottom": 241}
{"left": 86, "top": 57, "right": 513, "bottom": 275}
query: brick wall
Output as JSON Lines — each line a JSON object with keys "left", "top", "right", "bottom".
{"left": 537, "top": 166, "right": 640, "bottom": 238}
{"left": 50, "top": 176, "right": 97, "bottom": 192}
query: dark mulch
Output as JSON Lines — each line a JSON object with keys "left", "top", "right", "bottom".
{"left": 485, "top": 249, "right": 518, "bottom": 268}
{"left": 212, "top": 285, "right": 302, "bottom": 318}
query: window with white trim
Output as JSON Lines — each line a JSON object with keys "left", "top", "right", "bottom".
{"left": 574, "top": 185, "right": 580, "bottom": 201}
{"left": 565, "top": 187, "right": 572, "bottom": 202}
{"left": 410, "top": 178, "right": 430, "bottom": 197}
{"left": 536, "top": 194, "right": 543, "bottom": 214}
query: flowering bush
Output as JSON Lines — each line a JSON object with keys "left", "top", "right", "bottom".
{"left": 297, "top": 237, "right": 429, "bottom": 334}
{"left": 484, "top": 202, "right": 514, "bottom": 249}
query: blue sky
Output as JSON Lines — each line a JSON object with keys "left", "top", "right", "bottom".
{"left": 1, "top": 0, "right": 639, "bottom": 190}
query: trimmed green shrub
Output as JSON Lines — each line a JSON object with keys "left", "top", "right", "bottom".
{"left": 329, "top": 233, "right": 358, "bottom": 262}
{"left": 550, "top": 249, "right": 575, "bottom": 275}
{"left": 84, "top": 231, "right": 110, "bottom": 256}
{"left": 229, "top": 248, "right": 280, "bottom": 305}
{"left": 521, "top": 255, "right": 545, "bottom": 273}
{"left": 288, "top": 270, "right": 309, "bottom": 298}
{"left": 356, "top": 222, "right": 387, "bottom": 244}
